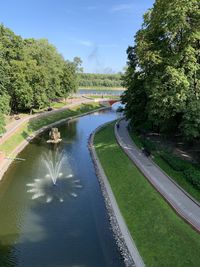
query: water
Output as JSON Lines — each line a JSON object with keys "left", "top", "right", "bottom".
{"left": 78, "top": 89, "right": 124, "bottom": 96}
{"left": 0, "top": 109, "right": 125, "bottom": 267}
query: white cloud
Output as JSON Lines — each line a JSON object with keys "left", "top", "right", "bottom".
{"left": 79, "top": 40, "right": 93, "bottom": 47}
{"left": 68, "top": 38, "right": 93, "bottom": 47}
{"left": 111, "top": 4, "right": 134, "bottom": 13}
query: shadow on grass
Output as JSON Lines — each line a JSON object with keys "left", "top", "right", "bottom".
{"left": 27, "top": 104, "right": 99, "bottom": 134}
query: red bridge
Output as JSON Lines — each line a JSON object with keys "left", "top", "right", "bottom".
{"left": 108, "top": 100, "right": 120, "bottom": 106}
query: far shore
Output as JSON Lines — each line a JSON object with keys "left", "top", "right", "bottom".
{"left": 78, "top": 87, "right": 125, "bottom": 91}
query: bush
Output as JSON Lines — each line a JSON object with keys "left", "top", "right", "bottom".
{"left": 142, "top": 139, "right": 156, "bottom": 152}
{"left": 184, "top": 167, "right": 200, "bottom": 190}
{"left": 160, "top": 152, "right": 188, "bottom": 171}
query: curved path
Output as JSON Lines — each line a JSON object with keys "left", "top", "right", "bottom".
{"left": 115, "top": 119, "right": 200, "bottom": 233}
{"left": 0, "top": 98, "right": 93, "bottom": 145}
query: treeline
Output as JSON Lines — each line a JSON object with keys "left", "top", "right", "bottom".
{"left": 79, "top": 73, "right": 123, "bottom": 88}
{"left": 0, "top": 24, "right": 81, "bottom": 133}
{"left": 122, "top": 0, "right": 200, "bottom": 140}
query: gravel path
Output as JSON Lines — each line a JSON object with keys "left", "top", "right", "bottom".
{"left": 115, "top": 119, "right": 200, "bottom": 233}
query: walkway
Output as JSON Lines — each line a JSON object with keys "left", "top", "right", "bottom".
{"left": 115, "top": 119, "right": 200, "bottom": 233}
{"left": 0, "top": 98, "right": 93, "bottom": 146}
{"left": 0, "top": 98, "right": 96, "bottom": 180}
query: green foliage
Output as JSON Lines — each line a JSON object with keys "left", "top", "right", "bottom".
{"left": 0, "top": 113, "right": 6, "bottom": 135}
{"left": 122, "top": 0, "right": 200, "bottom": 140}
{"left": 160, "top": 151, "right": 188, "bottom": 171}
{"left": 142, "top": 138, "right": 157, "bottom": 152}
{"left": 94, "top": 123, "right": 200, "bottom": 267}
{"left": 0, "top": 94, "right": 10, "bottom": 134}
{"left": 0, "top": 103, "right": 101, "bottom": 154}
{"left": 0, "top": 24, "right": 82, "bottom": 115}
{"left": 132, "top": 130, "right": 200, "bottom": 202}
{"left": 184, "top": 167, "right": 200, "bottom": 190}
{"left": 79, "top": 73, "right": 123, "bottom": 88}
{"left": 61, "top": 59, "right": 81, "bottom": 99}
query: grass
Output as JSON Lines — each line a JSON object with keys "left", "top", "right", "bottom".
{"left": 0, "top": 103, "right": 101, "bottom": 155}
{"left": 32, "top": 101, "right": 68, "bottom": 113}
{"left": 94, "top": 123, "right": 200, "bottom": 267}
{"left": 131, "top": 132, "right": 200, "bottom": 203}
{"left": 51, "top": 101, "right": 68, "bottom": 109}
{"left": 153, "top": 155, "right": 200, "bottom": 202}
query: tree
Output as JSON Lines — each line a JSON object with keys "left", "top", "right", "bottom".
{"left": 0, "top": 93, "right": 10, "bottom": 134}
{"left": 0, "top": 23, "right": 83, "bottom": 129}
{"left": 122, "top": 0, "right": 200, "bottom": 139}
{"left": 61, "top": 58, "right": 82, "bottom": 102}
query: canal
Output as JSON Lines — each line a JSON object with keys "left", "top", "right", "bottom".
{"left": 0, "top": 109, "right": 125, "bottom": 267}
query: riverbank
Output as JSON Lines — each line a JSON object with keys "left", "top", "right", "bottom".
{"left": 79, "top": 87, "right": 125, "bottom": 91}
{"left": 93, "top": 122, "right": 200, "bottom": 266}
{"left": 89, "top": 122, "right": 144, "bottom": 267}
{"left": 0, "top": 102, "right": 106, "bottom": 181}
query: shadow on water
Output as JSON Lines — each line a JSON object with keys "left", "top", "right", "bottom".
{"left": 0, "top": 109, "right": 125, "bottom": 267}
{"left": 0, "top": 243, "right": 17, "bottom": 267}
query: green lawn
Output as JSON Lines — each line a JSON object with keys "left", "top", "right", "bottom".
{"left": 130, "top": 132, "right": 200, "bottom": 203}
{"left": 0, "top": 103, "right": 101, "bottom": 155}
{"left": 51, "top": 101, "right": 67, "bottom": 109}
{"left": 94, "top": 123, "right": 200, "bottom": 267}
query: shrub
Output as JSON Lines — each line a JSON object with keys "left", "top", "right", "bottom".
{"left": 160, "top": 152, "right": 188, "bottom": 171}
{"left": 184, "top": 167, "right": 200, "bottom": 190}
{"left": 142, "top": 139, "right": 156, "bottom": 152}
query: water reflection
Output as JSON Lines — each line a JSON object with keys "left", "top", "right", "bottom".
{"left": 0, "top": 109, "right": 125, "bottom": 267}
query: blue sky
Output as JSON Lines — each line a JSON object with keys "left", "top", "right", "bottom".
{"left": 0, "top": 0, "right": 154, "bottom": 73}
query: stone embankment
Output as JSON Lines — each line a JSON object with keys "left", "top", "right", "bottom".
{"left": 88, "top": 122, "right": 145, "bottom": 267}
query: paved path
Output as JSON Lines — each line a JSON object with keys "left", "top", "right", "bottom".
{"left": 0, "top": 98, "right": 93, "bottom": 146}
{"left": 0, "top": 97, "right": 114, "bottom": 146}
{"left": 115, "top": 119, "right": 200, "bottom": 233}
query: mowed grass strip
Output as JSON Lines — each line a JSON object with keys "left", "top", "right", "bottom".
{"left": 94, "top": 123, "right": 200, "bottom": 267}
{"left": 0, "top": 103, "right": 101, "bottom": 155}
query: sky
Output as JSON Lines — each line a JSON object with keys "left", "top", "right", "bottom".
{"left": 0, "top": 0, "right": 155, "bottom": 73}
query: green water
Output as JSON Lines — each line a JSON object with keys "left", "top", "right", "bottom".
{"left": 0, "top": 110, "right": 125, "bottom": 267}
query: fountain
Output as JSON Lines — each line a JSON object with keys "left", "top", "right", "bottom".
{"left": 27, "top": 148, "right": 82, "bottom": 202}
{"left": 47, "top": 128, "right": 62, "bottom": 143}
{"left": 43, "top": 148, "right": 64, "bottom": 185}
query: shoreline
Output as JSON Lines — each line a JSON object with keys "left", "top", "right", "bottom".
{"left": 0, "top": 106, "right": 108, "bottom": 181}
{"left": 88, "top": 122, "right": 145, "bottom": 267}
{"left": 79, "top": 87, "right": 125, "bottom": 91}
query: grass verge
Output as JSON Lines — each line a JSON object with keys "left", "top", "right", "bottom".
{"left": 0, "top": 103, "right": 101, "bottom": 155}
{"left": 94, "top": 123, "right": 200, "bottom": 267}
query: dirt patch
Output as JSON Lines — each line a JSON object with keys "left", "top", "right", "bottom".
{"left": 145, "top": 133, "right": 200, "bottom": 163}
